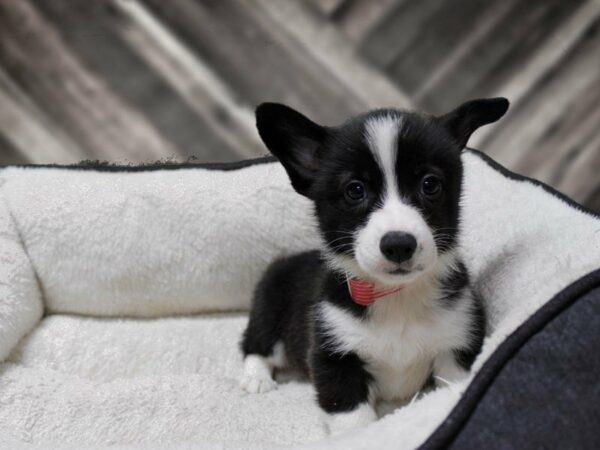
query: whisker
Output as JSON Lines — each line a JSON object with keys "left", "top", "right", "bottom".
{"left": 328, "top": 244, "right": 354, "bottom": 252}
{"left": 326, "top": 236, "right": 354, "bottom": 245}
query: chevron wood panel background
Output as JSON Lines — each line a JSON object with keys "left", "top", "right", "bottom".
{"left": 0, "top": 0, "right": 598, "bottom": 211}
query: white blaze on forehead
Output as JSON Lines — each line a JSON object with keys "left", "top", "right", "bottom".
{"left": 358, "top": 114, "right": 438, "bottom": 284}
{"left": 364, "top": 115, "right": 402, "bottom": 199}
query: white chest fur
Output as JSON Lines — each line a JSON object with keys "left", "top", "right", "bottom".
{"left": 319, "top": 283, "right": 473, "bottom": 401}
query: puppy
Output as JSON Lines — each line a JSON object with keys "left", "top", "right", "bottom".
{"left": 240, "top": 98, "right": 508, "bottom": 435}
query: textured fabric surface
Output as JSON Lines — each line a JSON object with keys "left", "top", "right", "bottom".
{"left": 0, "top": 161, "right": 319, "bottom": 316}
{"left": 446, "top": 285, "right": 600, "bottom": 449}
{"left": 0, "top": 197, "right": 42, "bottom": 360}
{"left": 1, "top": 314, "right": 326, "bottom": 449}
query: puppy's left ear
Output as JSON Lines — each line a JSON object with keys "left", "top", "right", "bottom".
{"left": 438, "top": 97, "right": 509, "bottom": 149}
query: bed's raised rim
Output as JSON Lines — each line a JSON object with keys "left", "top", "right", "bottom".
{"left": 0, "top": 154, "right": 277, "bottom": 172}
{"left": 466, "top": 148, "right": 598, "bottom": 218}
{"left": 420, "top": 266, "right": 600, "bottom": 449}
{"left": 3, "top": 149, "right": 597, "bottom": 217}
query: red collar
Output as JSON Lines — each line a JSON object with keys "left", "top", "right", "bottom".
{"left": 347, "top": 277, "right": 405, "bottom": 306}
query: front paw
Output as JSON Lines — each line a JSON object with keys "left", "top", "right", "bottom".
{"left": 240, "top": 373, "right": 277, "bottom": 393}
{"left": 325, "top": 403, "right": 377, "bottom": 436}
{"left": 240, "top": 354, "right": 277, "bottom": 394}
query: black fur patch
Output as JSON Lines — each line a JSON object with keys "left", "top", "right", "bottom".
{"left": 310, "top": 342, "right": 373, "bottom": 413}
{"left": 440, "top": 260, "right": 470, "bottom": 306}
{"left": 241, "top": 250, "right": 324, "bottom": 374}
{"left": 454, "top": 294, "right": 486, "bottom": 370}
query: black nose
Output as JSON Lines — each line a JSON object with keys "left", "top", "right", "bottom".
{"left": 379, "top": 232, "right": 417, "bottom": 264}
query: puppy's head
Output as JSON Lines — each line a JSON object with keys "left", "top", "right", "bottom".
{"left": 256, "top": 98, "right": 508, "bottom": 285}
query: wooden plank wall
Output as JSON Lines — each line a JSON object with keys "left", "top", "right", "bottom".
{"left": 0, "top": 0, "right": 598, "bottom": 211}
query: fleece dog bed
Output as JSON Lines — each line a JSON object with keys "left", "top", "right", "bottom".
{"left": 0, "top": 150, "right": 598, "bottom": 449}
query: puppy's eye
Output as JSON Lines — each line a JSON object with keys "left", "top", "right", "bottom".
{"left": 421, "top": 175, "right": 442, "bottom": 198}
{"left": 344, "top": 180, "right": 366, "bottom": 203}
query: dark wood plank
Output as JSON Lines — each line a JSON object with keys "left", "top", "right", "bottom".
{"left": 470, "top": 0, "right": 600, "bottom": 149}
{"left": 482, "top": 15, "right": 600, "bottom": 206}
{"left": 30, "top": 0, "right": 245, "bottom": 162}
{"left": 467, "top": 0, "right": 586, "bottom": 101}
{"left": 584, "top": 186, "right": 600, "bottom": 212}
{"left": 255, "top": 0, "right": 412, "bottom": 110}
{"left": 358, "top": 0, "right": 445, "bottom": 71}
{"left": 307, "top": 0, "right": 349, "bottom": 17}
{"left": 0, "top": 0, "right": 178, "bottom": 162}
{"left": 553, "top": 118, "right": 600, "bottom": 207}
{"left": 416, "top": 0, "right": 584, "bottom": 113}
{"left": 518, "top": 75, "right": 600, "bottom": 187}
{"left": 331, "top": 0, "right": 400, "bottom": 43}
{"left": 0, "top": 132, "right": 29, "bottom": 165}
{"left": 386, "top": 0, "right": 510, "bottom": 107}
{"left": 0, "top": 67, "right": 84, "bottom": 163}
{"left": 143, "top": 0, "right": 366, "bottom": 124}
{"left": 112, "top": 0, "right": 264, "bottom": 160}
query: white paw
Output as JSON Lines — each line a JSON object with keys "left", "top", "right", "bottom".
{"left": 240, "top": 374, "right": 277, "bottom": 393}
{"left": 326, "top": 403, "right": 377, "bottom": 436}
{"left": 240, "top": 354, "right": 277, "bottom": 394}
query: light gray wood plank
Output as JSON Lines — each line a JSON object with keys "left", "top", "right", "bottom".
{"left": 408, "top": 0, "right": 516, "bottom": 110}
{"left": 142, "top": 0, "right": 366, "bottom": 124}
{"left": 481, "top": 14, "right": 600, "bottom": 209}
{"left": 112, "top": 0, "right": 264, "bottom": 159}
{"left": 416, "top": 0, "right": 584, "bottom": 113}
{"left": 556, "top": 131, "right": 600, "bottom": 207}
{"left": 0, "top": 68, "right": 83, "bottom": 164}
{"left": 358, "top": 0, "right": 444, "bottom": 70}
{"left": 0, "top": 131, "right": 28, "bottom": 165}
{"left": 332, "top": 0, "right": 400, "bottom": 43}
{"left": 518, "top": 78, "right": 600, "bottom": 188}
{"left": 31, "top": 0, "right": 243, "bottom": 162}
{"left": 0, "top": 0, "right": 177, "bottom": 163}
{"left": 307, "top": 0, "right": 349, "bottom": 17}
{"left": 0, "top": 84, "right": 81, "bottom": 165}
{"left": 384, "top": 0, "right": 505, "bottom": 108}
{"left": 584, "top": 185, "right": 600, "bottom": 212}
{"left": 472, "top": 0, "right": 600, "bottom": 148}
{"left": 484, "top": 14, "right": 600, "bottom": 165}
{"left": 255, "top": 0, "right": 412, "bottom": 110}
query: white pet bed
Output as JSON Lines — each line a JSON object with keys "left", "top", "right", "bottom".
{"left": 0, "top": 150, "right": 598, "bottom": 449}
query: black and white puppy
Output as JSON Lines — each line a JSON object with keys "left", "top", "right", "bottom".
{"left": 241, "top": 98, "right": 508, "bottom": 434}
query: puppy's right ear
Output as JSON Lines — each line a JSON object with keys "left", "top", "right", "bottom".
{"left": 438, "top": 97, "right": 509, "bottom": 149}
{"left": 256, "top": 103, "right": 327, "bottom": 197}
